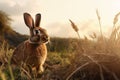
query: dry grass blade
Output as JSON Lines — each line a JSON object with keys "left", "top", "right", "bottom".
{"left": 99, "top": 65, "right": 104, "bottom": 80}
{"left": 21, "top": 67, "right": 32, "bottom": 79}
{"left": 112, "top": 73, "right": 119, "bottom": 80}
{"left": 83, "top": 54, "right": 105, "bottom": 80}
{"left": 96, "top": 9, "right": 103, "bottom": 39}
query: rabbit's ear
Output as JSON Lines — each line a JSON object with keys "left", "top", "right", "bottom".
{"left": 35, "top": 13, "right": 41, "bottom": 27}
{"left": 24, "top": 13, "right": 34, "bottom": 28}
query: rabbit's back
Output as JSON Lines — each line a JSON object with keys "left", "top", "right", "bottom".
{"left": 11, "top": 40, "right": 47, "bottom": 67}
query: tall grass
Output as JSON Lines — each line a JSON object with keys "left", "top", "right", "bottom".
{"left": 0, "top": 41, "right": 14, "bottom": 80}
{"left": 63, "top": 11, "right": 120, "bottom": 80}
{"left": 1, "top": 11, "right": 120, "bottom": 80}
{"left": 96, "top": 9, "right": 103, "bottom": 39}
{"left": 109, "top": 12, "right": 120, "bottom": 48}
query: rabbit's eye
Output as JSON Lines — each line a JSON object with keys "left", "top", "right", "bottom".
{"left": 33, "top": 30, "right": 40, "bottom": 35}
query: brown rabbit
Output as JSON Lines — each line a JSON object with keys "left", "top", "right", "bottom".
{"left": 11, "top": 13, "right": 49, "bottom": 75}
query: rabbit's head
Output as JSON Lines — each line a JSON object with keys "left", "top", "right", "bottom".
{"left": 24, "top": 13, "right": 49, "bottom": 44}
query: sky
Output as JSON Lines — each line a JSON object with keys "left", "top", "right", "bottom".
{"left": 1, "top": 0, "right": 120, "bottom": 38}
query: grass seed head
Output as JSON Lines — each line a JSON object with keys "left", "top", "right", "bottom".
{"left": 69, "top": 19, "right": 79, "bottom": 32}
{"left": 113, "top": 12, "right": 120, "bottom": 26}
{"left": 96, "top": 9, "right": 101, "bottom": 21}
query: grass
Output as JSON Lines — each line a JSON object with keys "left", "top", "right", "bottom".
{"left": 0, "top": 41, "right": 14, "bottom": 80}
{"left": 1, "top": 34, "right": 120, "bottom": 80}
{"left": 1, "top": 11, "right": 120, "bottom": 80}
{"left": 64, "top": 11, "right": 120, "bottom": 80}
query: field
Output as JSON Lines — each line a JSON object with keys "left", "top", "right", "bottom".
{"left": 1, "top": 11, "right": 120, "bottom": 80}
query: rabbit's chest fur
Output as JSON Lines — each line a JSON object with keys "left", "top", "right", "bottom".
{"left": 12, "top": 40, "right": 47, "bottom": 67}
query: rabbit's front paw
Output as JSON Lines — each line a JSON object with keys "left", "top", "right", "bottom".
{"left": 40, "top": 65, "right": 44, "bottom": 73}
{"left": 36, "top": 66, "right": 44, "bottom": 78}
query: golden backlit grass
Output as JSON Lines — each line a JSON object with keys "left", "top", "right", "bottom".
{"left": 1, "top": 11, "right": 120, "bottom": 80}
{"left": 64, "top": 11, "right": 120, "bottom": 80}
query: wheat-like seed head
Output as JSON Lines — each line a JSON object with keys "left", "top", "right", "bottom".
{"left": 69, "top": 19, "right": 79, "bottom": 32}
{"left": 96, "top": 9, "right": 101, "bottom": 21}
{"left": 113, "top": 12, "right": 120, "bottom": 26}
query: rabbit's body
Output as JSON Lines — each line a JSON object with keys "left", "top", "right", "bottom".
{"left": 12, "top": 40, "right": 47, "bottom": 69}
{"left": 11, "top": 13, "right": 49, "bottom": 74}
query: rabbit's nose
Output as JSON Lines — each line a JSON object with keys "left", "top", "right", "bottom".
{"left": 43, "top": 36, "right": 49, "bottom": 41}
{"left": 46, "top": 37, "right": 49, "bottom": 41}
